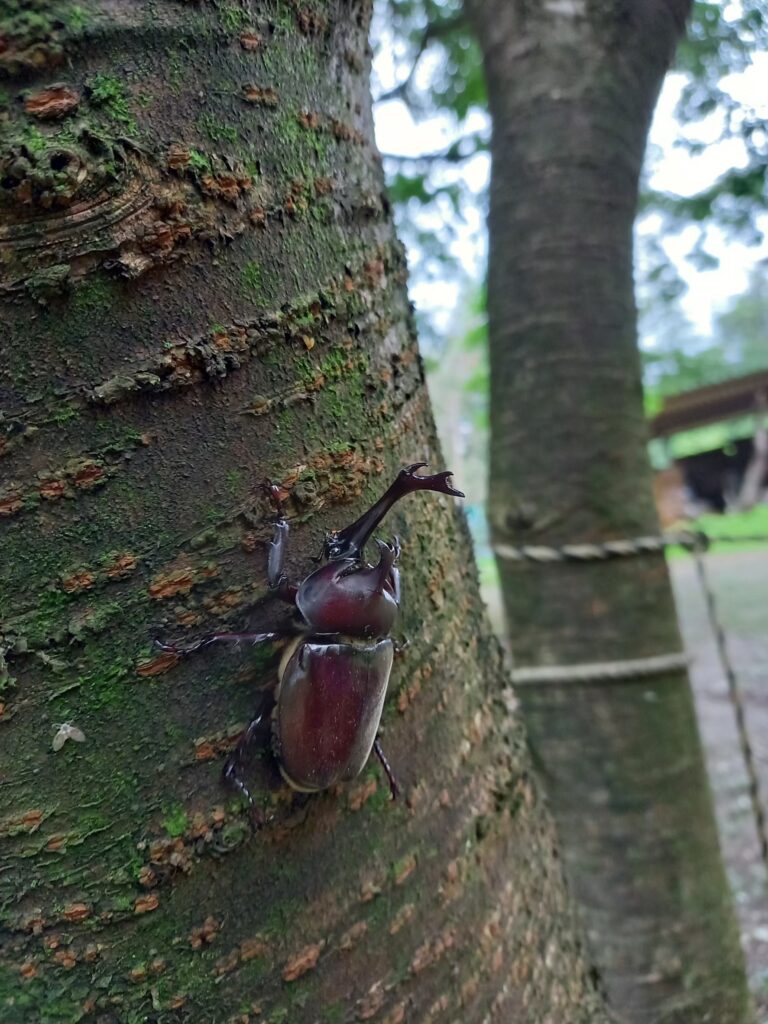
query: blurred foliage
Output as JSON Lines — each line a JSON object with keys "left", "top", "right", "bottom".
{"left": 374, "top": 0, "right": 768, "bottom": 311}
{"left": 425, "top": 285, "right": 489, "bottom": 499}
{"left": 373, "top": 0, "right": 768, "bottom": 481}
{"left": 373, "top": 0, "right": 488, "bottom": 296}
{"left": 427, "top": 264, "right": 768, "bottom": 486}
{"left": 652, "top": 0, "right": 768, "bottom": 249}
{"left": 376, "top": 0, "right": 484, "bottom": 119}
{"left": 715, "top": 261, "right": 768, "bottom": 361}
{"left": 642, "top": 263, "right": 768, "bottom": 414}
{"left": 665, "top": 503, "right": 768, "bottom": 553}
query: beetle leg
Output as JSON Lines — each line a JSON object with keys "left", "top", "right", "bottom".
{"left": 223, "top": 690, "right": 276, "bottom": 827}
{"left": 267, "top": 519, "right": 289, "bottom": 586}
{"left": 156, "top": 632, "right": 283, "bottom": 657}
{"left": 373, "top": 737, "right": 400, "bottom": 800}
{"left": 268, "top": 519, "right": 298, "bottom": 604}
{"left": 389, "top": 564, "right": 401, "bottom": 605}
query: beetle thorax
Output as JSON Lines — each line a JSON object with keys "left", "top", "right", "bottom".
{"left": 295, "top": 558, "right": 398, "bottom": 638}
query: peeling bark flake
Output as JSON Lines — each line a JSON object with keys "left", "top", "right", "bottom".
{"left": 282, "top": 941, "right": 325, "bottom": 982}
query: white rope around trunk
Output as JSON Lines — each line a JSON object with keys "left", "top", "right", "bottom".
{"left": 511, "top": 652, "right": 690, "bottom": 685}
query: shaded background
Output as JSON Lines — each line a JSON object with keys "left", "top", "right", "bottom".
{"left": 371, "top": 0, "right": 768, "bottom": 1013}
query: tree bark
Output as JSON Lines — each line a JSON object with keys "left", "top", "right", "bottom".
{"left": 0, "top": 3, "right": 607, "bottom": 1022}
{"left": 464, "top": 2, "right": 749, "bottom": 1022}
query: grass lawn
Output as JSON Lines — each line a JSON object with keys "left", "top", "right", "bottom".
{"left": 668, "top": 504, "right": 768, "bottom": 556}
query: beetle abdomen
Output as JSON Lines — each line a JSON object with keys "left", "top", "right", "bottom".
{"left": 274, "top": 638, "right": 394, "bottom": 792}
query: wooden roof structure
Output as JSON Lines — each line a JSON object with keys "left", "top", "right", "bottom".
{"left": 649, "top": 368, "right": 768, "bottom": 439}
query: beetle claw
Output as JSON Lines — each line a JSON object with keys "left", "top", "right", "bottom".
{"left": 248, "top": 805, "right": 269, "bottom": 831}
{"left": 154, "top": 636, "right": 211, "bottom": 657}
{"left": 154, "top": 637, "right": 198, "bottom": 656}
{"left": 265, "top": 480, "right": 290, "bottom": 507}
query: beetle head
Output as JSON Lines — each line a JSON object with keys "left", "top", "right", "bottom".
{"left": 323, "top": 534, "right": 347, "bottom": 561}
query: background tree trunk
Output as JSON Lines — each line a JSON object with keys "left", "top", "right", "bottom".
{"left": 464, "top": 2, "right": 749, "bottom": 1022}
{"left": 0, "top": 3, "right": 607, "bottom": 1022}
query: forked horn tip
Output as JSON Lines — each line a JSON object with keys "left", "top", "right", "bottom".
{"left": 438, "top": 469, "right": 465, "bottom": 498}
{"left": 402, "top": 461, "right": 428, "bottom": 476}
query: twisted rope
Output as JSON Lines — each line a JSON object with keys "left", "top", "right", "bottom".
{"left": 494, "top": 530, "right": 768, "bottom": 563}
{"left": 511, "top": 652, "right": 690, "bottom": 685}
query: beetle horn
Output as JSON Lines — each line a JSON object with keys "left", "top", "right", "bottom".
{"left": 328, "top": 464, "right": 464, "bottom": 560}
{"left": 372, "top": 538, "right": 398, "bottom": 586}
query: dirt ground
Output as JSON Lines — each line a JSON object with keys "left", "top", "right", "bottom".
{"left": 670, "top": 550, "right": 768, "bottom": 1021}
{"left": 480, "top": 548, "right": 768, "bottom": 1018}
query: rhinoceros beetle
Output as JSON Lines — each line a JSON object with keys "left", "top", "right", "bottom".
{"left": 159, "top": 463, "right": 463, "bottom": 821}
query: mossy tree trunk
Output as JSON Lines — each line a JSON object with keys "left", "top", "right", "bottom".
{"left": 0, "top": 3, "right": 608, "bottom": 1022}
{"left": 464, "top": 1, "right": 749, "bottom": 1022}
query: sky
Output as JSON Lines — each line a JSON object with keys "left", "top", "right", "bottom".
{"left": 642, "top": 53, "right": 768, "bottom": 334}
{"left": 372, "top": 34, "right": 768, "bottom": 341}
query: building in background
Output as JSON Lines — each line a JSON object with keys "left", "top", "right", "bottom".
{"left": 649, "top": 369, "right": 768, "bottom": 523}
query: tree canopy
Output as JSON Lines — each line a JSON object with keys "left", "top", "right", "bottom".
{"left": 373, "top": 0, "right": 768, "bottom": 379}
